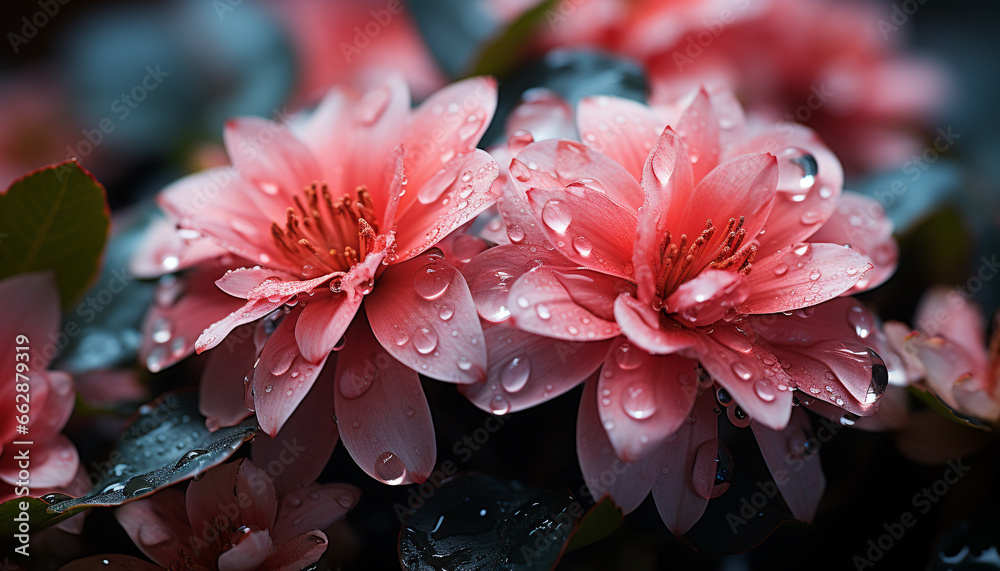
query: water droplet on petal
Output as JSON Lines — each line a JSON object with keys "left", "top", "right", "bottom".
{"left": 413, "top": 327, "right": 438, "bottom": 354}
{"left": 540, "top": 200, "right": 572, "bottom": 234}
{"left": 730, "top": 361, "right": 754, "bottom": 381}
{"left": 622, "top": 384, "right": 657, "bottom": 420}
{"left": 614, "top": 343, "right": 643, "bottom": 370}
{"left": 413, "top": 262, "right": 453, "bottom": 300}
{"left": 340, "top": 362, "right": 375, "bottom": 399}
{"left": 754, "top": 379, "right": 776, "bottom": 402}
{"left": 572, "top": 235, "right": 593, "bottom": 257}
{"left": 847, "top": 305, "right": 872, "bottom": 339}
{"left": 500, "top": 357, "right": 531, "bottom": 393}
{"left": 374, "top": 451, "right": 407, "bottom": 484}
{"left": 438, "top": 304, "right": 454, "bottom": 321}
{"left": 865, "top": 348, "right": 889, "bottom": 405}
{"left": 535, "top": 303, "right": 552, "bottom": 320}
{"left": 490, "top": 394, "right": 511, "bottom": 415}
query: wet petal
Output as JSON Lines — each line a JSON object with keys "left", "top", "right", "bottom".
{"left": 613, "top": 294, "right": 700, "bottom": 355}
{"left": 200, "top": 325, "right": 256, "bottom": 430}
{"left": 294, "top": 290, "right": 363, "bottom": 364}
{"left": 808, "top": 192, "right": 898, "bottom": 293}
{"left": 508, "top": 267, "right": 629, "bottom": 342}
{"left": 577, "top": 94, "right": 662, "bottom": 180}
{"left": 273, "top": 482, "right": 360, "bottom": 543}
{"left": 114, "top": 488, "right": 192, "bottom": 568}
{"left": 751, "top": 408, "right": 825, "bottom": 522}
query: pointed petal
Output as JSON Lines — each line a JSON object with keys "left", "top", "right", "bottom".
{"left": 525, "top": 186, "right": 637, "bottom": 278}
{"left": 808, "top": 192, "right": 898, "bottom": 293}
{"left": 253, "top": 358, "right": 339, "bottom": 495}
{"left": 196, "top": 296, "right": 292, "bottom": 354}
{"left": 32, "top": 370, "right": 75, "bottom": 443}
{"left": 294, "top": 291, "right": 362, "bottom": 364}
{"left": 664, "top": 269, "right": 749, "bottom": 327}
{"left": 273, "top": 482, "right": 360, "bottom": 543}
{"left": 114, "top": 488, "right": 192, "bottom": 568}
{"left": 576, "top": 375, "right": 658, "bottom": 514}
{"left": 597, "top": 338, "right": 699, "bottom": 462}
{"left": 460, "top": 324, "right": 611, "bottom": 414}
{"left": 577, "top": 95, "right": 662, "bottom": 181}
{"left": 510, "top": 139, "right": 645, "bottom": 212}
{"left": 216, "top": 529, "right": 274, "bottom": 570}
{"left": 130, "top": 217, "right": 228, "bottom": 278}
{"left": 651, "top": 392, "right": 718, "bottom": 536}
{"left": 142, "top": 261, "right": 247, "bottom": 371}
{"left": 0, "top": 434, "right": 77, "bottom": 488}
{"left": 732, "top": 124, "right": 844, "bottom": 257}
{"left": 613, "top": 294, "right": 700, "bottom": 355}
{"left": 215, "top": 267, "right": 300, "bottom": 298}
{"left": 508, "top": 267, "right": 629, "bottom": 342}
{"left": 223, "top": 116, "right": 321, "bottom": 205}
{"left": 751, "top": 409, "right": 825, "bottom": 522}
{"left": 263, "top": 530, "right": 328, "bottom": 571}
{"left": 692, "top": 323, "right": 793, "bottom": 430}
{"left": 235, "top": 461, "right": 279, "bottom": 530}
{"left": 914, "top": 287, "right": 987, "bottom": 362}
{"left": 334, "top": 317, "right": 436, "bottom": 485}
{"left": 186, "top": 461, "right": 239, "bottom": 539}
{"left": 505, "top": 88, "right": 576, "bottom": 141}
{"left": 253, "top": 308, "right": 329, "bottom": 437}
{"left": 634, "top": 128, "right": 693, "bottom": 304}
{"left": 393, "top": 149, "right": 500, "bottom": 262}
{"left": 739, "top": 243, "right": 870, "bottom": 315}
{"left": 674, "top": 88, "right": 721, "bottom": 181}
{"left": 366, "top": 254, "right": 487, "bottom": 383}
{"left": 200, "top": 325, "right": 256, "bottom": 430}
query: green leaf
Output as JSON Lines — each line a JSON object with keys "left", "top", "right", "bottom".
{"left": 47, "top": 390, "right": 258, "bottom": 513}
{"left": 907, "top": 385, "right": 991, "bottom": 430}
{"left": 563, "top": 495, "right": 625, "bottom": 553}
{"left": 467, "top": 0, "right": 560, "bottom": 78}
{"left": 0, "top": 160, "right": 110, "bottom": 307}
{"left": 0, "top": 496, "right": 87, "bottom": 550}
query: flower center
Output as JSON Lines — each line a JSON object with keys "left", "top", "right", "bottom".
{"left": 270, "top": 182, "right": 379, "bottom": 274}
{"left": 655, "top": 215, "right": 757, "bottom": 301}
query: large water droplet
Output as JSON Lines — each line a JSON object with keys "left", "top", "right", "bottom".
{"left": 727, "top": 405, "right": 751, "bottom": 428}
{"left": 535, "top": 303, "right": 552, "bottom": 320}
{"left": 622, "top": 384, "right": 657, "bottom": 420}
{"left": 716, "top": 386, "right": 734, "bottom": 407}
{"left": 500, "top": 357, "right": 531, "bottom": 393}
{"left": 174, "top": 448, "right": 209, "bottom": 469}
{"left": 540, "top": 200, "right": 572, "bottom": 234}
{"left": 374, "top": 451, "right": 407, "bottom": 485}
{"left": 783, "top": 148, "right": 818, "bottom": 189}
{"left": 614, "top": 343, "right": 643, "bottom": 370}
{"left": 413, "top": 327, "right": 439, "bottom": 354}
{"left": 572, "top": 235, "right": 593, "bottom": 257}
{"left": 847, "top": 305, "right": 872, "bottom": 339}
{"left": 146, "top": 346, "right": 168, "bottom": 373}
{"left": 151, "top": 317, "right": 172, "bottom": 343}
{"left": 730, "top": 360, "right": 754, "bottom": 381}
{"left": 865, "top": 348, "right": 888, "bottom": 405}
{"left": 413, "top": 261, "right": 453, "bottom": 300}
{"left": 340, "top": 363, "right": 375, "bottom": 399}
{"left": 754, "top": 379, "right": 776, "bottom": 402}
{"left": 490, "top": 394, "right": 511, "bottom": 415}
{"left": 509, "top": 159, "right": 532, "bottom": 183}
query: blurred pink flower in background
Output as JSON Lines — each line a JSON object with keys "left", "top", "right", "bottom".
{"left": 270, "top": 0, "right": 447, "bottom": 105}
{"left": 133, "top": 76, "right": 501, "bottom": 485}
{"left": 462, "top": 87, "right": 900, "bottom": 533}
{"left": 112, "top": 458, "right": 359, "bottom": 570}
{"left": 0, "top": 272, "right": 79, "bottom": 502}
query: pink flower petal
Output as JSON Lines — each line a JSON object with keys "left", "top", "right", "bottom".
{"left": 402, "top": 77, "right": 497, "bottom": 210}
{"left": 365, "top": 254, "right": 487, "bottom": 384}
{"left": 235, "top": 461, "right": 279, "bottom": 530}
{"left": 577, "top": 95, "right": 663, "bottom": 181}
{"left": 664, "top": 269, "right": 749, "bottom": 327}
{"left": 142, "top": 261, "right": 247, "bottom": 371}
{"left": 505, "top": 88, "right": 576, "bottom": 143}
{"left": 186, "top": 461, "right": 240, "bottom": 539}
{"left": 576, "top": 375, "right": 659, "bottom": 514}
{"left": 634, "top": 128, "right": 693, "bottom": 304}
{"left": 597, "top": 338, "right": 699, "bottom": 462}
{"left": 739, "top": 243, "right": 871, "bottom": 315}
{"left": 130, "top": 217, "right": 228, "bottom": 278}
{"left": 691, "top": 323, "right": 793, "bottom": 430}
{"left": 914, "top": 287, "right": 988, "bottom": 365}
{"left": 510, "top": 139, "right": 645, "bottom": 213}
{"left": 334, "top": 317, "right": 436, "bottom": 485}
{"left": 497, "top": 175, "right": 553, "bottom": 248}
{"left": 731, "top": 124, "right": 844, "bottom": 257}
{"left": 216, "top": 267, "right": 301, "bottom": 298}
{"left": 253, "top": 360, "right": 340, "bottom": 496}
{"left": 0, "top": 433, "right": 78, "bottom": 488}
{"left": 2, "top": 272, "right": 60, "bottom": 370}
{"left": 751, "top": 408, "right": 826, "bottom": 522}
{"left": 196, "top": 296, "right": 292, "bottom": 354}
{"left": 294, "top": 291, "right": 362, "bottom": 364}
{"left": 253, "top": 308, "right": 329, "bottom": 437}
{"left": 223, "top": 116, "right": 322, "bottom": 210}
{"left": 525, "top": 186, "right": 637, "bottom": 278}
{"left": 674, "top": 88, "right": 721, "bottom": 181}
{"left": 200, "top": 325, "right": 257, "bottom": 430}
{"left": 613, "top": 294, "right": 700, "bottom": 355}
{"left": 808, "top": 192, "right": 898, "bottom": 293}
{"left": 264, "top": 530, "right": 329, "bottom": 570}
{"left": 460, "top": 324, "right": 612, "bottom": 414}
{"left": 246, "top": 273, "right": 338, "bottom": 301}
{"left": 393, "top": 149, "right": 500, "bottom": 261}
{"left": 216, "top": 529, "right": 274, "bottom": 570}
{"left": 32, "top": 370, "right": 75, "bottom": 443}
{"left": 272, "top": 482, "right": 360, "bottom": 543}
{"left": 508, "top": 267, "right": 629, "bottom": 342}
{"left": 114, "top": 488, "right": 193, "bottom": 568}
{"left": 650, "top": 391, "right": 718, "bottom": 536}
{"left": 461, "top": 243, "right": 571, "bottom": 324}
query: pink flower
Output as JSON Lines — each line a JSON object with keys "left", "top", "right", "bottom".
{"left": 134, "top": 76, "right": 500, "bottom": 484}
{"left": 886, "top": 288, "right": 1000, "bottom": 423}
{"left": 463, "top": 88, "right": 899, "bottom": 533}
{"left": 112, "top": 458, "right": 359, "bottom": 570}
{"left": 0, "top": 272, "right": 79, "bottom": 498}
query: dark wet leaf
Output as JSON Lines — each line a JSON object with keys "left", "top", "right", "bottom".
{"left": 907, "top": 386, "right": 992, "bottom": 430}
{"left": 47, "top": 390, "right": 257, "bottom": 513}
{"left": 0, "top": 496, "right": 87, "bottom": 550}
{"left": 53, "top": 202, "right": 158, "bottom": 373}
{"left": 409, "top": 0, "right": 502, "bottom": 78}
{"left": 468, "top": 0, "right": 559, "bottom": 78}
{"left": 483, "top": 49, "right": 648, "bottom": 147}
{"left": 563, "top": 495, "right": 624, "bottom": 554}
{"left": 0, "top": 161, "right": 110, "bottom": 307}
{"left": 399, "top": 473, "right": 580, "bottom": 570}
{"left": 930, "top": 516, "right": 1000, "bottom": 571}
